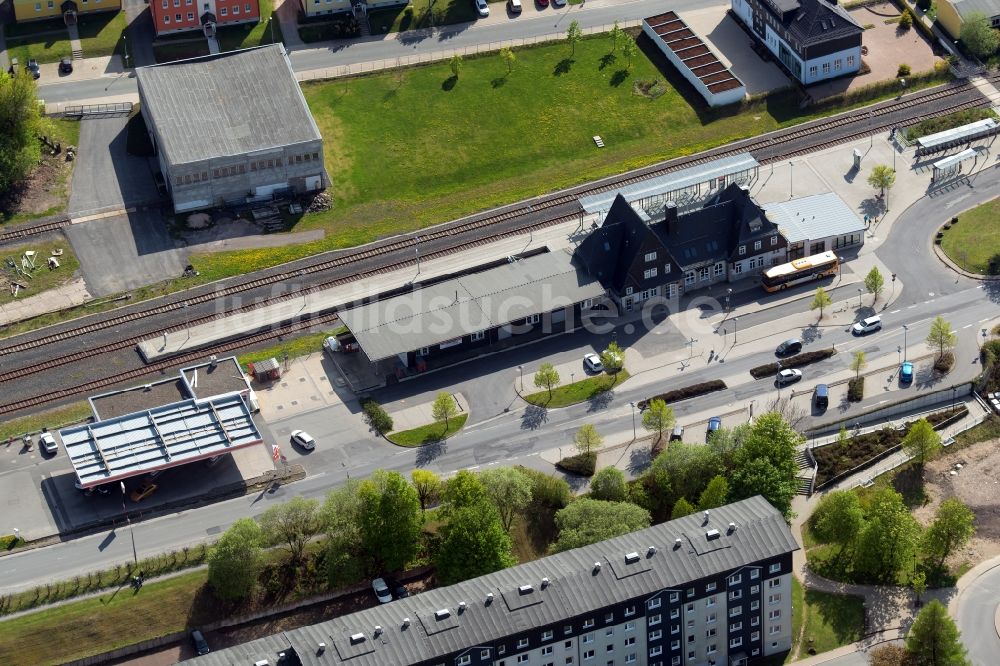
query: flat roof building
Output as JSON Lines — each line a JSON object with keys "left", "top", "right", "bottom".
{"left": 192, "top": 496, "right": 798, "bottom": 666}
{"left": 136, "top": 45, "right": 328, "bottom": 213}
{"left": 763, "top": 192, "right": 865, "bottom": 259}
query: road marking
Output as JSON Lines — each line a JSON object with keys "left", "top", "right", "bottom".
{"left": 908, "top": 304, "right": 918, "bottom": 309}
{"left": 890, "top": 310, "right": 900, "bottom": 314}
{"left": 963, "top": 324, "right": 973, "bottom": 329}
{"left": 982, "top": 318, "right": 991, "bottom": 322}
{"left": 467, "top": 465, "right": 480, "bottom": 470}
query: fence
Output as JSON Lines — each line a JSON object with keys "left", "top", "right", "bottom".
{"left": 61, "top": 102, "right": 133, "bottom": 118}
{"left": 295, "top": 21, "right": 643, "bottom": 83}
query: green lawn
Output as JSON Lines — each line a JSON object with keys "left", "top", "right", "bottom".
{"left": 940, "top": 198, "right": 1000, "bottom": 274}
{"left": 0, "top": 237, "right": 81, "bottom": 306}
{"left": 0, "top": 399, "right": 91, "bottom": 446}
{"left": 369, "top": 0, "right": 477, "bottom": 34}
{"left": 0, "top": 570, "right": 214, "bottom": 666}
{"left": 788, "top": 577, "right": 806, "bottom": 662}
{"left": 388, "top": 413, "right": 468, "bottom": 446}
{"left": 236, "top": 327, "right": 346, "bottom": 369}
{"left": 523, "top": 370, "right": 630, "bottom": 408}
{"left": 217, "top": 0, "right": 283, "bottom": 51}
{"left": 6, "top": 11, "right": 127, "bottom": 64}
{"left": 800, "top": 588, "right": 865, "bottom": 656}
{"left": 153, "top": 40, "right": 210, "bottom": 63}
{"left": 6, "top": 33, "right": 72, "bottom": 66}
{"left": 77, "top": 10, "right": 129, "bottom": 59}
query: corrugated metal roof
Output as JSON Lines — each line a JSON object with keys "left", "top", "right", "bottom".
{"left": 932, "top": 148, "right": 979, "bottom": 169}
{"left": 953, "top": 0, "right": 1000, "bottom": 19}
{"left": 338, "top": 251, "right": 605, "bottom": 362}
{"left": 135, "top": 44, "right": 322, "bottom": 166}
{"left": 579, "top": 154, "right": 759, "bottom": 213}
{"left": 764, "top": 192, "right": 864, "bottom": 244}
{"left": 60, "top": 392, "right": 261, "bottom": 488}
{"left": 191, "top": 496, "right": 798, "bottom": 666}
{"left": 916, "top": 118, "right": 999, "bottom": 150}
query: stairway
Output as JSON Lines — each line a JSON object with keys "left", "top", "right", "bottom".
{"left": 795, "top": 476, "right": 813, "bottom": 496}
{"left": 71, "top": 48, "right": 83, "bottom": 60}
{"left": 794, "top": 450, "right": 810, "bottom": 470}
{"left": 353, "top": 1, "right": 371, "bottom": 37}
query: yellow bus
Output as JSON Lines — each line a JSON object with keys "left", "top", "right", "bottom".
{"left": 762, "top": 251, "right": 839, "bottom": 292}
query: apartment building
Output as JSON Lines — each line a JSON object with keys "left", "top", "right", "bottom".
{"left": 12, "top": 0, "right": 120, "bottom": 24}
{"left": 191, "top": 496, "right": 798, "bottom": 666}
{"left": 149, "top": 0, "right": 259, "bottom": 36}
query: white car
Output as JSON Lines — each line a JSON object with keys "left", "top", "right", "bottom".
{"left": 39, "top": 432, "right": 58, "bottom": 455}
{"left": 852, "top": 315, "right": 882, "bottom": 335}
{"left": 776, "top": 368, "right": 803, "bottom": 385}
{"left": 583, "top": 353, "right": 604, "bottom": 373}
{"left": 372, "top": 577, "right": 393, "bottom": 604}
{"left": 474, "top": 0, "right": 489, "bottom": 16}
{"left": 291, "top": 430, "right": 316, "bottom": 450}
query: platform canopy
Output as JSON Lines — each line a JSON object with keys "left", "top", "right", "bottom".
{"left": 916, "top": 118, "right": 998, "bottom": 152}
{"left": 61, "top": 392, "right": 261, "bottom": 488}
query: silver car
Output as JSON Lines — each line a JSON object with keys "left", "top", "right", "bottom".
{"left": 776, "top": 368, "right": 803, "bottom": 385}
{"left": 852, "top": 315, "right": 882, "bottom": 335}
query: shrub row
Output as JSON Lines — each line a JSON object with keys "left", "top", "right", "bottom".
{"left": 361, "top": 399, "right": 393, "bottom": 436}
{"left": 749, "top": 348, "right": 837, "bottom": 379}
{"left": 555, "top": 452, "right": 597, "bottom": 477}
{"left": 637, "top": 380, "right": 727, "bottom": 410}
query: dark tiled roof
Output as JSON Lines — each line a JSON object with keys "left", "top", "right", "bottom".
{"left": 575, "top": 194, "right": 669, "bottom": 292}
{"left": 764, "top": 0, "right": 863, "bottom": 46}
{"left": 192, "top": 497, "right": 798, "bottom": 666}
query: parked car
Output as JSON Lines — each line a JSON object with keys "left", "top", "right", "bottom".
{"left": 552, "top": 0, "right": 566, "bottom": 5}
{"left": 776, "top": 368, "right": 803, "bottom": 385}
{"left": 39, "top": 432, "right": 58, "bottom": 455}
{"left": 130, "top": 482, "right": 158, "bottom": 502}
{"left": 852, "top": 315, "right": 882, "bottom": 336}
{"left": 507, "top": 0, "right": 521, "bottom": 12}
{"left": 537, "top": 0, "right": 549, "bottom": 6}
{"left": 707, "top": 417, "right": 722, "bottom": 433}
{"left": 190, "top": 630, "right": 210, "bottom": 655}
{"left": 813, "top": 384, "right": 829, "bottom": 410}
{"left": 291, "top": 429, "right": 316, "bottom": 450}
{"left": 583, "top": 353, "right": 604, "bottom": 374}
{"left": 900, "top": 361, "right": 914, "bottom": 384}
{"left": 775, "top": 338, "right": 802, "bottom": 357}
{"left": 26, "top": 59, "right": 40, "bottom": 80}
{"left": 474, "top": 0, "right": 489, "bottom": 16}
{"left": 59, "top": 57, "right": 73, "bottom": 74}
{"left": 388, "top": 579, "right": 409, "bottom": 599}
{"left": 669, "top": 424, "right": 684, "bottom": 442}
{"left": 74, "top": 480, "right": 110, "bottom": 495}
{"left": 372, "top": 577, "right": 393, "bottom": 604}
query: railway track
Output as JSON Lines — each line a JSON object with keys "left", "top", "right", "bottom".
{"left": 0, "top": 76, "right": 994, "bottom": 414}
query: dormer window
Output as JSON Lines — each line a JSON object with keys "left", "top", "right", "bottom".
{"left": 738, "top": 246, "right": 746, "bottom": 256}
{"left": 645, "top": 251, "right": 657, "bottom": 262}
{"left": 754, "top": 240, "right": 762, "bottom": 251}
{"left": 771, "top": 235, "right": 778, "bottom": 246}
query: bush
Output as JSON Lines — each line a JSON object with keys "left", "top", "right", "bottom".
{"left": 848, "top": 377, "right": 865, "bottom": 402}
{"left": 934, "top": 351, "right": 955, "bottom": 374}
{"left": 897, "top": 63, "right": 912, "bottom": 77}
{"left": 0, "top": 534, "right": 23, "bottom": 550}
{"left": 518, "top": 466, "right": 571, "bottom": 509}
{"left": 749, "top": 348, "right": 837, "bottom": 379}
{"left": 638, "top": 380, "right": 726, "bottom": 409}
{"left": 361, "top": 399, "right": 393, "bottom": 435}
{"left": 899, "top": 9, "right": 913, "bottom": 30}
{"left": 555, "top": 452, "right": 597, "bottom": 477}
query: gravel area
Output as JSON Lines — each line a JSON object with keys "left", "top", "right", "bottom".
{"left": 181, "top": 357, "right": 248, "bottom": 399}
{"left": 91, "top": 379, "right": 189, "bottom": 420}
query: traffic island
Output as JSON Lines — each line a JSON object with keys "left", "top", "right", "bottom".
{"left": 387, "top": 414, "right": 468, "bottom": 447}
{"left": 522, "top": 370, "right": 629, "bottom": 409}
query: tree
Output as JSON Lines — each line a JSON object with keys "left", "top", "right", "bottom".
{"left": 865, "top": 266, "right": 886, "bottom": 305}
{"left": 641, "top": 398, "right": 675, "bottom": 443}
{"left": 812, "top": 490, "right": 864, "bottom": 554}
{"left": 600, "top": 341, "right": 625, "bottom": 377}
{"left": 906, "top": 599, "right": 971, "bottom": 666}
{"left": 853, "top": 487, "right": 921, "bottom": 582}
{"left": 810, "top": 286, "right": 833, "bottom": 319}
{"left": 650, "top": 441, "right": 723, "bottom": 508}
{"left": 411, "top": 469, "right": 443, "bottom": 511}
{"left": 436, "top": 500, "right": 516, "bottom": 584}
{"left": 922, "top": 498, "right": 975, "bottom": 570}
{"left": 321, "top": 480, "right": 369, "bottom": 586}
{"left": 208, "top": 518, "right": 264, "bottom": 601}
{"left": 480, "top": 467, "right": 533, "bottom": 532}
{"left": 500, "top": 46, "right": 516, "bottom": 74}
{"left": 574, "top": 423, "right": 603, "bottom": 455}
{"left": 926, "top": 316, "right": 956, "bottom": 361}
{"left": 259, "top": 496, "right": 321, "bottom": 563}
{"left": 533, "top": 362, "right": 561, "bottom": 398}
{"left": 0, "top": 70, "right": 44, "bottom": 193}
{"left": 868, "top": 165, "right": 896, "bottom": 197}
{"left": 912, "top": 570, "right": 927, "bottom": 605}
{"left": 609, "top": 21, "right": 624, "bottom": 52}
{"left": 552, "top": 499, "right": 651, "bottom": 552}
{"left": 567, "top": 20, "right": 582, "bottom": 55}
{"left": 697, "top": 475, "right": 729, "bottom": 510}
{"left": 442, "top": 469, "right": 488, "bottom": 512}
{"left": 707, "top": 423, "right": 749, "bottom": 471}
{"left": 432, "top": 392, "right": 459, "bottom": 428}
{"left": 671, "top": 497, "right": 695, "bottom": 519}
{"left": 730, "top": 413, "right": 801, "bottom": 517}
{"left": 356, "top": 470, "right": 422, "bottom": 571}
{"left": 449, "top": 54, "right": 463, "bottom": 78}
{"left": 902, "top": 418, "right": 943, "bottom": 468}
{"left": 851, "top": 350, "right": 867, "bottom": 381}
{"left": 622, "top": 34, "right": 639, "bottom": 69}
{"left": 960, "top": 12, "right": 1000, "bottom": 59}
{"left": 590, "top": 466, "right": 627, "bottom": 502}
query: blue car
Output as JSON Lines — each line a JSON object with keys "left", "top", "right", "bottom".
{"left": 707, "top": 417, "right": 722, "bottom": 434}
{"left": 900, "top": 361, "right": 914, "bottom": 384}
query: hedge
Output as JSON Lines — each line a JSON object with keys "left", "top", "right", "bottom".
{"left": 361, "top": 398, "right": 394, "bottom": 435}
{"left": 555, "top": 452, "right": 597, "bottom": 477}
{"left": 637, "top": 380, "right": 727, "bottom": 410}
{"left": 749, "top": 348, "right": 837, "bottom": 379}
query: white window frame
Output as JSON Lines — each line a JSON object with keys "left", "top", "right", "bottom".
{"left": 543, "top": 630, "right": 553, "bottom": 641}
{"left": 769, "top": 563, "right": 781, "bottom": 574}
{"left": 518, "top": 638, "right": 529, "bottom": 649}
{"left": 459, "top": 656, "right": 471, "bottom": 666}
{"left": 644, "top": 251, "right": 658, "bottom": 262}
{"left": 769, "top": 610, "right": 781, "bottom": 620}
{"left": 738, "top": 246, "right": 746, "bottom": 256}
{"left": 648, "top": 598, "right": 662, "bottom": 610}
{"left": 730, "top": 637, "right": 743, "bottom": 648}
{"left": 644, "top": 267, "right": 658, "bottom": 280}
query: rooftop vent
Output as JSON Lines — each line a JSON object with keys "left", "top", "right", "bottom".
{"left": 541, "top": 577, "right": 550, "bottom": 588}
{"left": 435, "top": 609, "right": 451, "bottom": 621}
{"left": 674, "top": 538, "right": 682, "bottom": 549}
{"left": 402, "top": 618, "right": 411, "bottom": 628}
{"left": 703, "top": 510, "right": 710, "bottom": 524}
{"left": 350, "top": 633, "right": 365, "bottom": 645}
{"left": 593, "top": 562, "right": 602, "bottom": 572}
{"left": 458, "top": 601, "right": 467, "bottom": 612}
{"left": 486, "top": 592, "right": 494, "bottom": 604}
{"left": 518, "top": 584, "right": 534, "bottom": 595}
{"left": 625, "top": 551, "right": 641, "bottom": 565}
{"left": 317, "top": 643, "right": 326, "bottom": 655}
{"left": 374, "top": 626, "right": 382, "bottom": 637}
{"left": 648, "top": 546, "right": 657, "bottom": 556}
{"left": 706, "top": 528, "right": 721, "bottom": 540}
{"left": 728, "top": 522, "right": 737, "bottom": 533}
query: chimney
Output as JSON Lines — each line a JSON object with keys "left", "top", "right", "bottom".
{"left": 664, "top": 200, "right": 678, "bottom": 234}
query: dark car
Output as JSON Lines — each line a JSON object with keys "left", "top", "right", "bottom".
{"left": 388, "top": 579, "right": 409, "bottom": 599}
{"left": 813, "top": 384, "right": 829, "bottom": 410}
{"left": 707, "top": 417, "right": 722, "bottom": 433}
{"left": 26, "top": 59, "right": 40, "bottom": 80}
{"left": 191, "top": 630, "right": 210, "bottom": 655}
{"left": 536, "top": 0, "right": 548, "bottom": 6}
{"left": 775, "top": 339, "right": 802, "bottom": 357}
{"left": 59, "top": 57, "right": 73, "bottom": 74}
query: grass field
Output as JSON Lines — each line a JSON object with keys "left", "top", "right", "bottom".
{"left": 368, "top": 0, "right": 478, "bottom": 34}
{"left": 187, "top": 34, "right": 949, "bottom": 281}
{"left": 788, "top": 577, "right": 806, "bottom": 662}
{"left": 941, "top": 197, "right": 1000, "bottom": 274}
{"left": 0, "top": 237, "right": 81, "bottom": 306}
{"left": 388, "top": 413, "right": 469, "bottom": 446}
{"left": 799, "top": 588, "right": 864, "bottom": 656}
{"left": 217, "top": 0, "right": 283, "bottom": 51}
{"left": 6, "top": 11, "right": 128, "bottom": 65}
{"left": 236, "top": 327, "right": 346, "bottom": 369}
{"left": 0, "top": 570, "right": 214, "bottom": 666}
{"left": 153, "top": 40, "right": 210, "bottom": 63}
{"left": 523, "top": 370, "right": 630, "bottom": 408}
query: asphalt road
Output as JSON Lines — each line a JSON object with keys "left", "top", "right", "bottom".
{"left": 955, "top": 563, "right": 1000, "bottom": 666}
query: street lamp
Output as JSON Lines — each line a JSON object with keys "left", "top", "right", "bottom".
{"left": 897, "top": 344, "right": 902, "bottom": 366}
{"left": 857, "top": 287, "right": 863, "bottom": 307}
{"left": 890, "top": 273, "right": 896, "bottom": 300}
{"left": 121, "top": 35, "right": 129, "bottom": 68}
{"left": 726, "top": 287, "right": 733, "bottom": 313}
{"left": 120, "top": 482, "right": 139, "bottom": 570}
{"left": 266, "top": 16, "right": 275, "bottom": 44}
{"left": 629, "top": 401, "right": 637, "bottom": 440}
{"left": 733, "top": 316, "right": 738, "bottom": 344}
{"left": 517, "top": 365, "right": 523, "bottom": 392}
{"left": 902, "top": 324, "right": 909, "bottom": 362}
